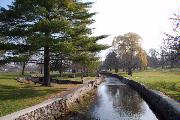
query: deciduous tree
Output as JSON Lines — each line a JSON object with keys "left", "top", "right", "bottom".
{"left": 103, "top": 51, "right": 119, "bottom": 72}
{"left": 112, "top": 32, "right": 147, "bottom": 75}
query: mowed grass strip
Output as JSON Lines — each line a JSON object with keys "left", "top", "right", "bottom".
{"left": 0, "top": 72, "right": 81, "bottom": 116}
{"left": 118, "top": 69, "right": 180, "bottom": 102}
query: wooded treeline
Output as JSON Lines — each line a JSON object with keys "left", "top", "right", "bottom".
{"left": 103, "top": 32, "right": 147, "bottom": 75}
{"left": 103, "top": 30, "right": 180, "bottom": 74}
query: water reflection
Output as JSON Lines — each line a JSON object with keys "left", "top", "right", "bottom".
{"left": 62, "top": 77, "right": 158, "bottom": 120}
{"left": 90, "top": 77, "right": 158, "bottom": 120}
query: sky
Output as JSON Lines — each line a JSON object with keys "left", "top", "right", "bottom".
{"left": 0, "top": 0, "right": 12, "bottom": 8}
{"left": 1, "top": 0, "right": 180, "bottom": 60}
{"left": 90, "top": 0, "right": 180, "bottom": 59}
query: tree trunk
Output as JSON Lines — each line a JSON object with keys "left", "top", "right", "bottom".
{"left": 115, "top": 67, "right": 118, "bottom": 73}
{"left": 127, "top": 67, "right": 132, "bottom": 76}
{"left": 40, "top": 64, "right": 43, "bottom": 74}
{"left": 72, "top": 69, "right": 76, "bottom": 73}
{"left": 83, "top": 66, "right": 88, "bottom": 77}
{"left": 59, "top": 70, "right": 62, "bottom": 77}
{"left": 139, "top": 66, "right": 142, "bottom": 71}
{"left": 161, "top": 52, "right": 165, "bottom": 69}
{"left": 161, "top": 64, "right": 164, "bottom": 69}
{"left": 72, "top": 68, "right": 76, "bottom": 78}
{"left": 22, "top": 62, "right": 26, "bottom": 75}
{"left": 43, "top": 46, "right": 50, "bottom": 86}
{"left": 86, "top": 68, "right": 89, "bottom": 77}
{"left": 170, "top": 61, "right": 174, "bottom": 68}
{"left": 59, "top": 58, "right": 63, "bottom": 77}
{"left": 59, "top": 68, "right": 62, "bottom": 78}
{"left": 81, "top": 67, "right": 83, "bottom": 80}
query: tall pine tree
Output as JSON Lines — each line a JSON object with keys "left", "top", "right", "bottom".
{"left": 0, "top": 0, "right": 107, "bottom": 86}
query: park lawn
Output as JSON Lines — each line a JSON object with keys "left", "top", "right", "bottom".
{"left": 55, "top": 76, "right": 95, "bottom": 82}
{"left": 51, "top": 72, "right": 96, "bottom": 83}
{"left": 118, "top": 69, "right": 180, "bottom": 102}
{"left": 0, "top": 72, "right": 86, "bottom": 117}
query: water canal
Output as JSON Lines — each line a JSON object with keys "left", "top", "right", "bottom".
{"left": 63, "top": 77, "right": 158, "bottom": 120}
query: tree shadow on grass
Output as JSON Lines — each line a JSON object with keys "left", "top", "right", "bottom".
{"left": 55, "top": 79, "right": 82, "bottom": 84}
{"left": 0, "top": 84, "right": 66, "bottom": 101}
{"left": 0, "top": 77, "right": 16, "bottom": 80}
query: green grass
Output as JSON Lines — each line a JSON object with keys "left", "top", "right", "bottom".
{"left": 51, "top": 72, "right": 96, "bottom": 78}
{"left": 0, "top": 72, "right": 92, "bottom": 116}
{"left": 118, "top": 69, "right": 180, "bottom": 102}
{"left": 55, "top": 76, "right": 95, "bottom": 82}
{"left": 51, "top": 72, "right": 96, "bottom": 82}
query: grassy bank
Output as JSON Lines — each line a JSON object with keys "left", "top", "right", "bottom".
{"left": 0, "top": 72, "right": 94, "bottom": 116}
{"left": 118, "top": 69, "right": 180, "bottom": 102}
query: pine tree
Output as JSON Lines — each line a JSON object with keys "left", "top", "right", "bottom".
{"left": 0, "top": 0, "right": 108, "bottom": 86}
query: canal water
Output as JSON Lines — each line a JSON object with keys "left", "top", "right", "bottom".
{"left": 63, "top": 77, "right": 158, "bottom": 120}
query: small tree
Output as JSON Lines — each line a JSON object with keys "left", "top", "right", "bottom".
{"left": 160, "top": 34, "right": 179, "bottom": 68}
{"left": 147, "top": 48, "right": 160, "bottom": 68}
{"left": 137, "top": 49, "right": 148, "bottom": 70}
{"left": 103, "top": 51, "right": 119, "bottom": 72}
{"left": 72, "top": 52, "right": 96, "bottom": 80}
{"left": 50, "top": 54, "right": 70, "bottom": 77}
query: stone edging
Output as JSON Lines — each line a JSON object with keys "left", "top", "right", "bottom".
{"left": 0, "top": 77, "right": 104, "bottom": 120}
{"left": 100, "top": 72, "right": 180, "bottom": 120}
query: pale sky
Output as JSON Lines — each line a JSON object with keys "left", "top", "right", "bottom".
{"left": 89, "top": 0, "right": 180, "bottom": 59}
{"left": 1, "top": 0, "right": 180, "bottom": 60}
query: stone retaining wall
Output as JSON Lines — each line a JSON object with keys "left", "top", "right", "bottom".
{"left": 100, "top": 72, "right": 180, "bottom": 120}
{"left": 0, "top": 77, "right": 103, "bottom": 120}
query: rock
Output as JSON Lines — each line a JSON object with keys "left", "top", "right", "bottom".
{"left": 0, "top": 77, "right": 104, "bottom": 120}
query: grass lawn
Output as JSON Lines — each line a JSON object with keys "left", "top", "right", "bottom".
{"left": 55, "top": 76, "right": 95, "bottom": 82}
{"left": 0, "top": 72, "right": 95, "bottom": 116}
{"left": 118, "top": 69, "right": 180, "bottom": 102}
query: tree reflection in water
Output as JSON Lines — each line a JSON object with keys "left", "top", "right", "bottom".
{"left": 61, "top": 77, "right": 158, "bottom": 120}
{"left": 107, "top": 85, "right": 145, "bottom": 118}
{"left": 90, "top": 78, "right": 158, "bottom": 120}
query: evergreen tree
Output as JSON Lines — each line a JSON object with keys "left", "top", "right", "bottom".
{"left": 0, "top": 0, "right": 107, "bottom": 86}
